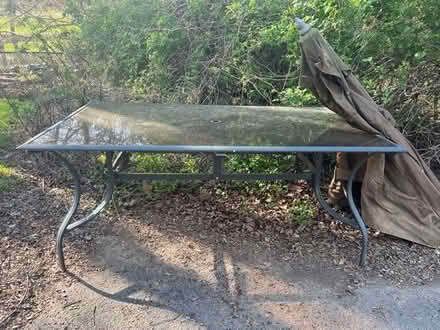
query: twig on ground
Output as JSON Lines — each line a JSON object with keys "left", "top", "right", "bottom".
{"left": 0, "top": 274, "right": 31, "bottom": 328}
{"left": 63, "top": 300, "right": 81, "bottom": 309}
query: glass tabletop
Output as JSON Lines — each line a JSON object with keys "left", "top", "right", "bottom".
{"left": 17, "top": 101, "right": 405, "bottom": 153}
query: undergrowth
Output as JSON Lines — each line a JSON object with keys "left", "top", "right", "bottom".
{"left": 0, "top": 100, "right": 9, "bottom": 147}
{"left": 0, "top": 161, "right": 20, "bottom": 192}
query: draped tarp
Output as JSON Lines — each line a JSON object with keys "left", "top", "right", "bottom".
{"left": 299, "top": 27, "right": 440, "bottom": 248}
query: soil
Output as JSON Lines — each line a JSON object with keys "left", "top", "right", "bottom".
{"left": 1, "top": 151, "right": 439, "bottom": 329}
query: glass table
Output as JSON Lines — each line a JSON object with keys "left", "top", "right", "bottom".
{"left": 17, "top": 101, "right": 407, "bottom": 271}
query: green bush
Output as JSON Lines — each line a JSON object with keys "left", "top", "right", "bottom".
{"left": 63, "top": 0, "right": 439, "bottom": 105}
{"left": 225, "top": 154, "right": 296, "bottom": 174}
{"left": 135, "top": 154, "right": 173, "bottom": 173}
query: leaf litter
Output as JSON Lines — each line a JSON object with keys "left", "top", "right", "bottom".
{"left": 0, "top": 152, "right": 439, "bottom": 328}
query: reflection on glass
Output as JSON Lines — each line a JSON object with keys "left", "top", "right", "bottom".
{"left": 23, "top": 102, "right": 393, "bottom": 149}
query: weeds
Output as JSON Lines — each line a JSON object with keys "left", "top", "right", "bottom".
{"left": 287, "top": 199, "right": 316, "bottom": 225}
{"left": 0, "top": 100, "right": 9, "bottom": 147}
{"left": 0, "top": 161, "right": 19, "bottom": 191}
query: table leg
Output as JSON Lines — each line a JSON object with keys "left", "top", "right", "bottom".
{"left": 113, "top": 152, "right": 130, "bottom": 172}
{"left": 213, "top": 153, "right": 225, "bottom": 181}
{"left": 53, "top": 152, "right": 81, "bottom": 272}
{"left": 53, "top": 152, "right": 114, "bottom": 272}
{"left": 308, "top": 153, "right": 357, "bottom": 228}
{"left": 345, "top": 154, "right": 371, "bottom": 267}
{"left": 310, "top": 153, "right": 370, "bottom": 267}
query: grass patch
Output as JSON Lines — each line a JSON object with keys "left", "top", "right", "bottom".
{"left": 0, "top": 100, "right": 9, "bottom": 147}
{"left": 0, "top": 12, "right": 79, "bottom": 52}
{"left": 0, "top": 11, "right": 69, "bottom": 34}
{"left": 0, "top": 161, "right": 19, "bottom": 191}
{"left": 0, "top": 16, "right": 32, "bottom": 35}
{"left": 3, "top": 42, "right": 15, "bottom": 52}
{"left": 17, "top": 40, "right": 42, "bottom": 52}
{"left": 1, "top": 41, "right": 41, "bottom": 53}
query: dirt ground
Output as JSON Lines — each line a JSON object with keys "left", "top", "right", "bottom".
{"left": 1, "top": 151, "right": 440, "bottom": 329}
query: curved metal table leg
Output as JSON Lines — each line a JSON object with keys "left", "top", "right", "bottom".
{"left": 346, "top": 154, "right": 371, "bottom": 267}
{"left": 53, "top": 153, "right": 81, "bottom": 272}
{"left": 310, "top": 153, "right": 358, "bottom": 228}
{"left": 54, "top": 152, "right": 114, "bottom": 271}
{"left": 310, "top": 153, "right": 371, "bottom": 267}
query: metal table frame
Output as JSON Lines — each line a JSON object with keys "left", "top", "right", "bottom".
{"left": 17, "top": 103, "right": 407, "bottom": 271}
{"left": 48, "top": 148, "right": 383, "bottom": 272}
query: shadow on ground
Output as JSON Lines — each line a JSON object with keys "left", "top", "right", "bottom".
{"left": 25, "top": 204, "right": 381, "bottom": 329}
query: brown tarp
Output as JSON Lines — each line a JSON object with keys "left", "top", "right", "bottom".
{"left": 299, "top": 27, "right": 440, "bottom": 248}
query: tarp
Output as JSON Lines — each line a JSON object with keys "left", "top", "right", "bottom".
{"left": 299, "top": 27, "right": 440, "bottom": 248}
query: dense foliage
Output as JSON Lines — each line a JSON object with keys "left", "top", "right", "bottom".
{"left": 64, "top": 0, "right": 439, "bottom": 105}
